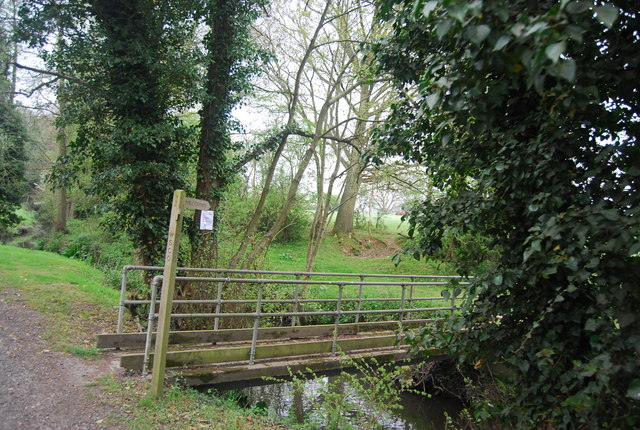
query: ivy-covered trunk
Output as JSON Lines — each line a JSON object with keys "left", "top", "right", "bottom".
{"left": 191, "top": 0, "right": 238, "bottom": 269}
{"left": 183, "top": 0, "right": 265, "bottom": 328}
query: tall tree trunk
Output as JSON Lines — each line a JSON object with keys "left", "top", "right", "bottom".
{"left": 331, "top": 154, "right": 362, "bottom": 236}
{"left": 183, "top": 0, "right": 254, "bottom": 329}
{"left": 305, "top": 143, "right": 341, "bottom": 271}
{"left": 332, "top": 82, "right": 372, "bottom": 236}
{"left": 190, "top": 0, "right": 237, "bottom": 270}
{"left": 54, "top": 78, "right": 67, "bottom": 233}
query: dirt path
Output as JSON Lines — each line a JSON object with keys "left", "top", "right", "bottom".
{"left": 0, "top": 289, "right": 124, "bottom": 430}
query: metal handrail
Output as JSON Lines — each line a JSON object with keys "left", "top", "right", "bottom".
{"left": 118, "top": 267, "right": 470, "bottom": 371}
{"left": 118, "top": 266, "right": 471, "bottom": 332}
{"left": 122, "top": 296, "right": 455, "bottom": 305}
{"left": 119, "top": 264, "right": 469, "bottom": 279}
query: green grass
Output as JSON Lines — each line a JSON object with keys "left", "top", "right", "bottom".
{"left": 64, "top": 344, "right": 103, "bottom": 359}
{"left": 359, "top": 213, "right": 409, "bottom": 234}
{"left": 0, "top": 244, "right": 120, "bottom": 349}
{"left": 259, "top": 232, "right": 459, "bottom": 322}
{"left": 15, "top": 205, "right": 37, "bottom": 228}
{"left": 0, "top": 244, "right": 289, "bottom": 429}
{"left": 92, "top": 375, "right": 290, "bottom": 429}
{"left": 264, "top": 234, "right": 456, "bottom": 300}
{"left": 266, "top": 235, "right": 450, "bottom": 275}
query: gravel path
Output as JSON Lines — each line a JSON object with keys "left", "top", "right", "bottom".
{"left": 0, "top": 290, "right": 123, "bottom": 430}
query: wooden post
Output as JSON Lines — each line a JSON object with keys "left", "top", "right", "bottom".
{"left": 150, "top": 190, "right": 186, "bottom": 396}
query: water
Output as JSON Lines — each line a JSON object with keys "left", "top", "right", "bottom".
{"left": 221, "top": 374, "right": 463, "bottom": 429}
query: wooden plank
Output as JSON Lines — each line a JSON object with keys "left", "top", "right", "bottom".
{"left": 121, "top": 334, "right": 404, "bottom": 371}
{"left": 184, "top": 197, "right": 210, "bottom": 211}
{"left": 174, "top": 351, "right": 449, "bottom": 386}
{"left": 150, "top": 190, "right": 185, "bottom": 397}
{"left": 98, "top": 319, "right": 434, "bottom": 349}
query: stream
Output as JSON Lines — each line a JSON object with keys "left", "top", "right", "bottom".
{"left": 217, "top": 373, "right": 464, "bottom": 429}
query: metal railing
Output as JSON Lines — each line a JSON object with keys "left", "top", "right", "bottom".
{"left": 117, "top": 265, "right": 469, "bottom": 333}
{"left": 114, "top": 266, "right": 469, "bottom": 373}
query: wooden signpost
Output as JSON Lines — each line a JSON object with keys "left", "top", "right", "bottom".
{"left": 150, "top": 190, "right": 210, "bottom": 396}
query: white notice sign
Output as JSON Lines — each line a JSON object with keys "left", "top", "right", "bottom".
{"left": 200, "top": 211, "right": 214, "bottom": 230}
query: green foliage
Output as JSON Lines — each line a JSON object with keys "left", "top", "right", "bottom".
{"left": 18, "top": 0, "right": 199, "bottom": 265}
{"left": 404, "top": 230, "right": 500, "bottom": 276}
{"left": 37, "top": 217, "right": 141, "bottom": 291}
{"left": 375, "top": 0, "right": 640, "bottom": 427}
{"left": 220, "top": 178, "right": 311, "bottom": 245}
{"left": 0, "top": 100, "right": 28, "bottom": 233}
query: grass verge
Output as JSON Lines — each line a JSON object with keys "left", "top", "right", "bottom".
{"left": 93, "top": 375, "right": 290, "bottom": 429}
{"left": 0, "top": 244, "right": 121, "bottom": 351}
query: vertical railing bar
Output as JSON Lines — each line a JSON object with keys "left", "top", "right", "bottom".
{"left": 332, "top": 283, "right": 344, "bottom": 356}
{"left": 291, "top": 274, "right": 301, "bottom": 327}
{"left": 117, "top": 266, "right": 130, "bottom": 334}
{"left": 249, "top": 282, "right": 264, "bottom": 365}
{"left": 450, "top": 285, "right": 457, "bottom": 320}
{"left": 143, "top": 276, "right": 161, "bottom": 374}
{"left": 407, "top": 277, "right": 415, "bottom": 321}
{"left": 354, "top": 275, "right": 364, "bottom": 324}
{"left": 213, "top": 274, "right": 226, "bottom": 331}
{"left": 399, "top": 284, "right": 406, "bottom": 325}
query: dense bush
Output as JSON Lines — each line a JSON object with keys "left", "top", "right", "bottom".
{"left": 376, "top": 0, "right": 640, "bottom": 427}
{"left": 219, "top": 178, "right": 311, "bottom": 244}
{"left": 37, "top": 217, "right": 142, "bottom": 291}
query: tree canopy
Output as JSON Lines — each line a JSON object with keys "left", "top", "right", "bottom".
{"left": 18, "top": 0, "right": 200, "bottom": 265}
{"left": 375, "top": 0, "right": 639, "bottom": 426}
{"left": 0, "top": 2, "right": 27, "bottom": 233}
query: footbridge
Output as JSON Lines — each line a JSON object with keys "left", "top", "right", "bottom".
{"left": 98, "top": 266, "right": 466, "bottom": 387}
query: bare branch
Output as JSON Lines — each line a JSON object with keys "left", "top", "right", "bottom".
{"left": 13, "top": 62, "right": 83, "bottom": 84}
{"left": 15, "top": 77, "right": 59, "bottom": 98}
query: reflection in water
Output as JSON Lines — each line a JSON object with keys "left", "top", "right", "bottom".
{"left": 233, "top": 375, "right": 463, "bottom": 430}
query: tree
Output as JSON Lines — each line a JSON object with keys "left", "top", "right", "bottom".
{"left": 0, "top": 0, "right": 27, "bottom": 233}
{"left": 0, "top": 99, "right": 27, "bottom": 232}
{"left": 375, "top": 0, "right": 639, "bottom": 427}
{"left": 190, "top": 0, "right": 268, "bottom": 268}
{"left": 228, "top": 0, "right": 335, "bottom": 268}
{"left": 18, "top": 0, "right": 199, "bottom": 266}
{"left": 236, "top": 0, "right": 393, "bottom": 269}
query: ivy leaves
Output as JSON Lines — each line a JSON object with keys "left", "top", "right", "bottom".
{"left": 19, "top": 0, "right": 200, "bottom": 265}
{"left": 375, "top": 0, "right": 639, "bottom": 427}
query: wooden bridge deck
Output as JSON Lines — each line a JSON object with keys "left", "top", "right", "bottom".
{"left": 97, "top": 319, "right": 443, "bottom": 386}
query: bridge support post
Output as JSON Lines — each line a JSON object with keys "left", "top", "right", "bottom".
{"left": 143, "top": 276, "right": 162, "bottom": 374}
{"left": 291, "top": 274, "right": 301, "bottom": 327}
{"left": 354, "top": 275, "right": 364, "bottom": 324}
